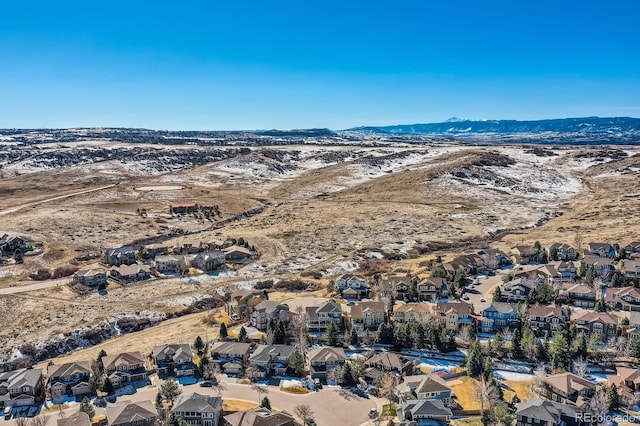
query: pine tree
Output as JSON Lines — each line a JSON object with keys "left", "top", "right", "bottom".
{"left": 102, "top": 377, "right": 114, "bottom": 394}
{"left": 350, "top": 328, "right": 359, "bottom": 346}
{"left": 607, "top": 384, "right": 620, "bottom": 410}
{"left": 415, "top": 323, "right": 426, "bottom": 349}
{"left": 631, "top": 336, "right": 640, "bottom": 359}
{"left": 549, "top": 329, "right": 570, "bottom": 371}
{"left": 219, "top": 322, "right": 228, "bottom": 339}
{"left": 260, "top": 396, "right": 272, "bottom": 410}
{"left": 194, "top": 336, "right": 204, "bottom": 353}
{"left": 287, "top": 350, "right": 305, "bottom": 377}
{"left": 96, "top": 349, "right": 107, "bottom": 373}
{"left": 575, "top": 333, "right": 588, "bottom": 358}
{"left": 340, "top": 362, "right": 355, "bottom": 387}
{"left": 160, "top": 378, "right": 182, "bottom": 405}
{"left": 238, "top": 326, "right": 248, "bottom": 342}
{"left": 377, "top": 323, "right": 395, "bottom": 345}
{"left": 79, "top": 396, "right": 95, "bottom": 420}
{"left": 327, "top": 322, "right": 340, "bottom": 346}
{"left": 466, "top": 342, "right": 483, "bottom": 378}
{"left": 511, "top": 326, "right": 522, "bottom": 358}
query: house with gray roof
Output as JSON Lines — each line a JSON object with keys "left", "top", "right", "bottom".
{"left": 106, "top": 400, "right": 158, "bottom": 426}
{"left": 498, "top": 278, "right": 536, "bottom": 302}
{"left": 337, "top": 274, "right": 369, "bottom": 300}
{"left": 250, "top": 300, "right": 290, "bottom": 331}
{"left": 101, "top": 352, "right": 147, "bottom": 388}
{"left": 152, "top": 344, "right": 195, "bottom": 377}
{"left": 47, "top": 361, "right": 92, "bottom": 400}
{"left": 171, "top": 393, "right": 221, "bottom": 426}
{"left": 306, "top": 299, "right": 344, "bottom": 333}
{"left": 0, "top": 368, "right": 44, "bottom": 408}
{"left": 109, "top": 264, "right": 151, "bottom": 284}
{"left": 398, "top": 399, "right": 452, "bottom": 426}
{"left": 223, "top": 407, "right": 296, "bottom": 426}
{"left": 73, "top": 269, "right": 108, "bottom": 287}
{"left": 57, "top": 411, "right": 92, "bottom": 426}
{"left": 399, "top": 374, "right": 452, "bottom": 404}
{"left": 104, "top": 246, "right": 136, "bottom": 266}
{"left": 480, "top": 302, "right": 519, "bottom": 332}
{"left": 192, "top": 251, "right": 226, "bottom": 272}
{"left": 307, "top": 346, "right": 347, "bottom": 382}
{"left": 248, "top": 345, "right": 296, "bottom": 378}
{"left": 516, "top": 397, "right": 590, "bottom": 426}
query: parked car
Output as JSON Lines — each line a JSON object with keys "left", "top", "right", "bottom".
{"left": 199, "top": 380, "right": 214, "bottom": 387}
{"left": 480, "top": 298, "right": 486, "bottom": 302}
{"left": 368, "top": 408, "right": 378, "bottom": 419}
{"left": 313, "top": 378, "right": 323, "bottom": 389}
{"left": 350, "top": 387, "right": 369, "bottom": 398}
{"left": 462, "top": 294, "right": 470, "bottom": 300}
{"left": 4, "top": 406, "right": 12, "bottom": 420}
{"left": 94, "top": 398, "right": 107, "bottom": 408}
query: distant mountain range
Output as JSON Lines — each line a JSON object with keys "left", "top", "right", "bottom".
{"left": 347, "top": 116, "right": 640, "bottom": 135}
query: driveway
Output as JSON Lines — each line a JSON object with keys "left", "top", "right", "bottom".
{"left": 464, "top": 273, "right": 504, "bottom": 313}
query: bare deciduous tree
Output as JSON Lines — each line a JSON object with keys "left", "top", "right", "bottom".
{"left": 573, "top": 356, "right": 588, "bottom": 378}
{"left": 291, "top": 306, "right": 309, "bottom": 357}
{"left": 294, "top": 404, "right": 314, "bottom": 426}
{"left": 589, "top": 387, "right": 608, "bottom": 419}
{"left": 531, "top": 364, "right": 547, "bottom": 395}
{"left": 30, "top": 415, "right": 48, "bottom": 426}
{"left": 379, "top": 373, "right": 398, "bottom": 407}
{"left": 251, "top": 383, "right": 268, "bottom": 405}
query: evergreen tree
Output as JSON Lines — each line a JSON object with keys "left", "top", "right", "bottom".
{"left": 219, "top": 322, "right": 228, "bottom": 339}
{"left": 575, "top": 333, "right": 588, "bottom": 358}
{"left": 606, "top": 384, "right": 620, "bottom": 410}
{"left": 102, "top": 377, "right": 114, "bottom": 394}
{"left": 155, "top": 390, "right": 164, "bottom": 410}
{"left": 160, "top": 378, "right": 182, "bottom": 405}
{"left": 260, "top": 396, "right": 272, "bottom": 410}
{"left": 350, "top": 328, "right": 359, "bottom": 346}
{"left": 288, "top": 350, "right": 306, "bottom": 377}
{"left": 327, "top": 322, "right": 340, "bottom": 346}
{"left": 238, "top": 326, "right": 248, "bottom": 342}
{"left": 483, "top": 357, "right": 493, "bottom": 381}
{"left": 466, "top": 342, "right": 483, "bottom": 378}
{"left": 415, "top": 323, "right": 426, "bottom": 349}
{"left": 194, "top": 336, "right": 204, "bottom": 353}
{"left": 439, "top": 328, "right": 456, "bottom": 353}
{"left": 167, "top": 413, "right": 189, "bottom": 426}
{"left": 377, "top": 323, "right": 395, "bottom": 345}
{"left": 494, "top": 287, "right": 503, "bottom": 301}
{"left": 79, "top": 396, "right": 95, "bottom": 420}
{"left": 340, "top": 362, "right": 356, "bottom": 387}
{"left": 511, "top": 326, "right": 522, "bottom": 358}
{"left": 549, "top": 329, "right": 570, "bottom": 371}
{"left": 630, "top": 336, "right": 640, "bottom": 359}
{"left": 96, "top": 349, "right": 107, "bottom": 373}
{"left": 490, "top": 332, "right": 505, "bottom": 358}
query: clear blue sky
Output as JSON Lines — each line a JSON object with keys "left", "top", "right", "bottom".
{"left": 1, "top": 0, "right": 639, "bottom": 130}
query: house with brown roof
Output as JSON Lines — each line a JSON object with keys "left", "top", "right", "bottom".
{"left": 398, "top": 399, "right": 452, "bottom": 426}
{"left": 549, "top": 243, "right": 578, "bottom": 261}
{"left": 542, "top": 372, "right": 595, "bottom": 406}
{"left": 248, "top": 345, "right": 296, "bottom": 378}
{"left": 307, "top": 346, "right": 347, "bottom": 382}
{"left": 433, "top": 301, "right": 473, "bottom": 331}
{"left": 399, "top": 374, "right": 452, "bottom": 403}
{"left": 528, "top": 305, "right": 567, "bottom": 336}
{"left": 605, "top": 286, "right": 640, "bottom": 311}
{"left": 393, "top": 302, "right": 433, "bottom": 325}
{"left": 57, "top": 411, "right": 92, "bottom": 426}
{"left": 622, "top": 259, "right": 640, "bottom": 279}
{"left": 101, "top": 352, "right": 147, "bottom": 388}
{"left": 225, "top": 291, "right": 266, "bottom": 320}
{"left": 574, "top": 311, "right": 619, "bottom": 341}
{"left": 498, "top": 277, "right": 536, "bottom": 302}
{"left": 154, "top": 255, "right": 189, "bottom": 274}
{"left": 47, "top": 361, "right": 92, "bottom": 400}
{"left": 192, "top": 251, "right": 226, "bottom": 272}
{"left": 171, "top": 393, "right": 221, "bottom": 426}
{"left": 250, "top": 300, "right": 290, "bottom": 331}
{"left": 350, "top": 301, "right": 386, "bottom": 332}
{"left": 625, "top": 241, "right": 640, "bottom": 254}
{"left": 223, "top": 407, "right": 296, "bottom": 426}
{"left": 223, "top": 245, "right": 253, "bottom": 264}
{"left": 365, "top": 352, "right": 417, "bottom": 377}
{"left": 106, "top": 400, "right": 158, "bottom": 426}
{"left": 580, "top": 255, "right": 615, "bottom": 281}
{"left": 337, "top": 274, "right": 369, "bottom": 300}
{"left": 381, "top": 274, "right": 414, "bottom": 301}
{"left": 416, "top": 278, "right": 449, "bottom": 302}
{"left": 559, "top": 283, "right": 596, "bottom": 309}
{"left": 152, "top": 344, "right": 195, "bottom": 377}
{"left": 586, "top": 242, "right": 616, "bottom": 258}
{"left": 515, "top": 398, "right": 590, "bottom": 426}
{"left": 606, "top": 366, "right": 640, "bottom": 397}
{"left": 511, "top": 246, "right": 540, "bottom": 265}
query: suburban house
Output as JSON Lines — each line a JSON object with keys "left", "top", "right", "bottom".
{"left": 191, "top": 251, "right": 226, "bottom": 272}
{"left": 606, "top": 367, "right": 640, "bottom": 397}
{"left": 101, "top": 352, "right": 148, "bottom": 388}
{"left": 580, "top": 255, "right": 615, "bottom": 281}
{"left": 152, "top": 344, "right": 195, "bottom": 377}
{"left": 586, "top": 242, "right": 616, "bottom": 258}
{"left": 171, "top": 393, "right": 222, "bottom": 426}
{"left": 154, "top": 255, "right": 189, "bottom": 274}
{"left": 628, "top": 311, "right": 640, "bottom": 339}
{"left": 527, "top": 305, "right": 567, "bottom": 336}
{"left": 47, "top": 361, "right": 92, "bottom": 400}
{"left": 350, "top": 301, "right": 386, "bottom": 333}
{"left": 559, "top": 283, "right": 597, "bottom": 309}
{"left": 306, "top": 299, "right": 344, "bottom": 333}
{"left": 545, "top": 261, "right": 578, "bottom": 285}
{"left": 498, "top": 278, "right": 536, "bottom": 302}
{"left": 549, "top": 243, "right": 578, "bottom": 261}
{"left": 511, "top": 246, "right": 540, "bottom": 265}
{"left": 394, "top": 302, "right": 433, "bottom": 325}
{"left": 480, "top": 302, "right": 519, "bottom": 333}
{"left": 398, "top": 399, "right": 452, "bottom": 426}
{"left": 307, "top": 346, "right": 347, "bottom": 382}
{"left": 605, "top": 286, "right": 640, "bottom": 311}
{"left": 622, "top": 259, "right": 640, "bottom": 279}
{"left": 337, "top": 273, "right": 369, "bottom": 300}
{"left": 625, "top": 241, "right": 640, "bottom": 254}
{"left": 515, "top": 397, "right": 590, "bottom": 426}
{"left": 382, "top": 275, "right": 413, "bottom": 301}
{"left": 248, "top": 345, "right": 295, "bottom": 378}
{"left": 73, "top": 269, "right": 108, "bottom": 287}
{"left": 210, "top": 342, "right": 252, "bottom": 369}
{"left": 57, "top": 411, "right": 91, "bottom": 426}
{"left": 104, "top": 246, "right": 136, "bottom": 266}
{"left": 417, "top": 278, "right": 449, "bottom": 302}
{"left": 574, "top": 311, "right": 619, "bottom": 341}
{"left": 433, "top": 301, "right": 473, "bottom": 331}
{"left": 476, "top": 249, "right": 511, "bottom": 270}
{"left": 399, "top": 374, "right": 452, "bottom": 404}
{"left": 0, "top": 368, "right": 44, "bottom": 408}
{"left": 109, "top": 264, "right": 151, "bottom": 284}
{"left": 225, "top": 291, "right": 266, "bottom": 320}
{"left": 142, "top": 243, "right": 169, "bottom": 258}
{"left": 365, "top": 352, "right": 418, "bottom": 377}
{"left": 250, "top": 300, "right": 290, "bottom": 331}
{"left": 106, "top": 400, "right": 158, "bottom": 426}
{"left": 542, "top": 372, "right": 596, "bottom": 406}
{"left": 223, "top": 408, "right": 296, "bottom": 426}
{"left": 223, "top": 246, "right": 253, "bottom": 263}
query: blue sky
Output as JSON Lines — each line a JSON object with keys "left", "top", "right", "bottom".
{"left": 1, "top": 0, "right": 639, "bottom": 130}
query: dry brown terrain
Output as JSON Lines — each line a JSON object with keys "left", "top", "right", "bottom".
{"left": 1, "top": 141, "right": 640, "bottom": 364}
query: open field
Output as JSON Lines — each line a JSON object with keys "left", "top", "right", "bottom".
{"left": 2, "top": 141, "right": 640, "bottom": 363}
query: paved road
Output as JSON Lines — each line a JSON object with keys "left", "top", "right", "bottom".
{"left": 0, "top": 277, "right": 71, "bottom": 295}
{"left": 463, "top": 273, "right": 504, "bottom": 313}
